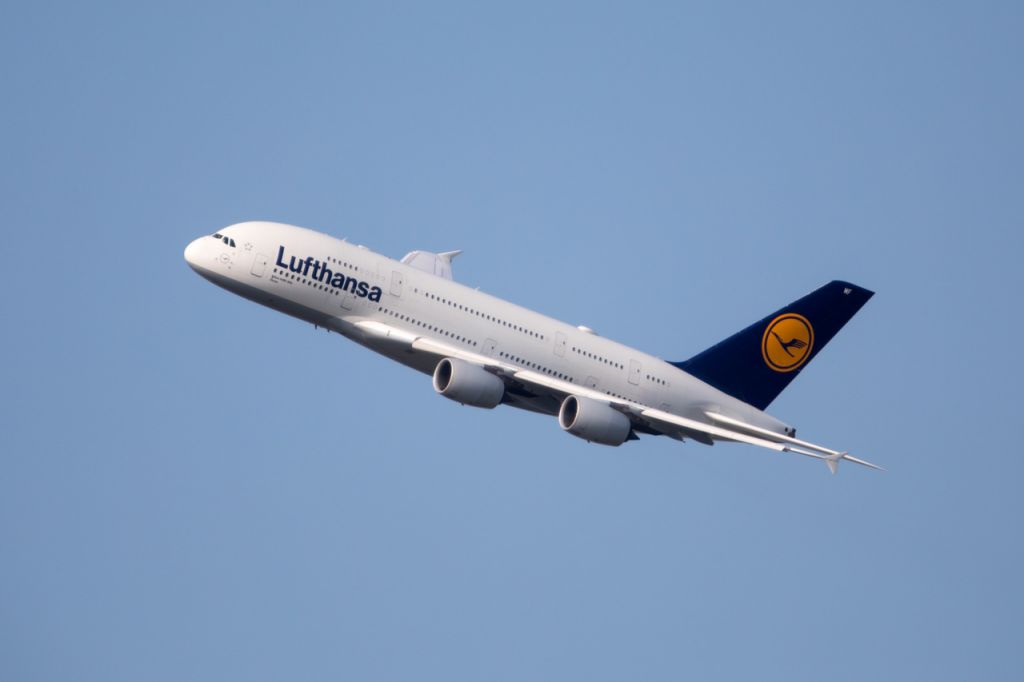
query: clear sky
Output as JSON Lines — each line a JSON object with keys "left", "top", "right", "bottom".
{"left": 2, "top": 2, "right": 1022, "bottom": 680}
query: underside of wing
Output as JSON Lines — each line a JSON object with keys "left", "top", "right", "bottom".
{"left": 351, "top": 320, "right": 881, "bottom": 474}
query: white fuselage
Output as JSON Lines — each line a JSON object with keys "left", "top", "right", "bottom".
{"left": 184, "top": 221, "right": 790, "bottom": 441}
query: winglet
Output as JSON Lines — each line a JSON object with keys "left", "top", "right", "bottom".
{"left": 400, "top": 250, "right": 462, "bottom": 280}
{"left": 824, "top": 451, "right": 885, "bottom": 475}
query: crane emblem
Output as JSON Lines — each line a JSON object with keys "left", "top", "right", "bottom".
{"left": 761, "top": 314, "right": 814, "bottom": 372}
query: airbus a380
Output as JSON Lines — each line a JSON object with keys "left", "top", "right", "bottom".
{"left": 185, "top": 221, "right": 880, "bottom": 474}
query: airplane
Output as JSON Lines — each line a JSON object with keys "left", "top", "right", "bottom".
{"left": 184, "top": 221, "right": 880, "bottom": 474}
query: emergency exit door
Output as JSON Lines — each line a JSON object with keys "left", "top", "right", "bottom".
{"left": 628, "top": 359, "right": 642, "bottom": 385}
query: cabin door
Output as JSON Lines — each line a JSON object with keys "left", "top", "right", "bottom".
{"left": 250, "top": 253, "right": 268, "bottom": 277}
{"left": 334, "top": 286, "right": 356, "bottom": 311}
{"left": 554, "top": 332, "right": 567, "bottom": 357}
{"left": 628, "top": 359, "right": 642, "bottom": 385}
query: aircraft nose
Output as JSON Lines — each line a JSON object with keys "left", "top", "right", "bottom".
{"left": 184, "top": 237, "right": 204, "bottom": 270}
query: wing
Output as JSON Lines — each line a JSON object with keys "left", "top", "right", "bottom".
{"left": 353, "top": 320, "right": 882, "bottom": 474}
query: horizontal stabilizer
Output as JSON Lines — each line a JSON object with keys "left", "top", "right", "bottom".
{"left": 706, "top": 411, "right": 883, "bottom": 474}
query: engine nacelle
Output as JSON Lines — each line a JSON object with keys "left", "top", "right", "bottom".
{"left": 558, "top": 395, "right": 631, "bottom": 446}
{"left": 432, "top": 357, "right": 505, "bottom": 409}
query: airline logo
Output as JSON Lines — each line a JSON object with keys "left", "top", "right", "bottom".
{"left": 762, "top": 313, "right": 814, "bottom": 372}
{"left": 276, "top": 245, "right": 383, "bottom": 301}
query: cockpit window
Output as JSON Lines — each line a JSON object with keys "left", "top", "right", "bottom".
{"left": 212, "top": 233, "right": 223, "bottom": 239}
{"left": 210, "top": 233, "right": 235, "bottom": 247}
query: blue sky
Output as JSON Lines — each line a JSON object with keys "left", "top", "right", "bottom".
{"left": 2, "top": 2, "right": 1022, "bottom": 680}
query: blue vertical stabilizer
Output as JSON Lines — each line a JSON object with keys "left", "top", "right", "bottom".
{"left": 671, "top": 281, "right": 874, "bottom": 409}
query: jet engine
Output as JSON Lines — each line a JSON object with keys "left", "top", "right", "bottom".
{"left": 432, "top": 357, "right": 505, "bottom": 408}
{"left": 558, "top": 395, "right": 632, "bottom": 446}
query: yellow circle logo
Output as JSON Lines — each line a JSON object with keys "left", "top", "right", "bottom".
{"left": 762, "top": 314, "right": 814, "bottom": 372}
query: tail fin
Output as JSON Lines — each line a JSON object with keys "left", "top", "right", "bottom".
{"left": 671, "top": 280, "right": 873, "bottom": 409}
